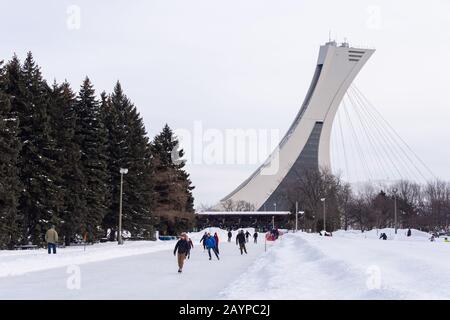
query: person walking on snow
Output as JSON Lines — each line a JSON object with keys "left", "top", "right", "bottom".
{"left": 174, "top": 233, "right": 191, "bottom": 273}
{"left": 214, "top": 232, "right": 220, "bottom": 254}
{"left": 407, "top": 228, "right": 412, "bottom": 237}
{"left": 253, "top": 232, "right": 258, "bottom": 244}
{"left": 205, "top": 233, "right": 220, "bottom": 260}
{"left": 236, "top": 230, "right": 247, "bottom": 255}
{"left": 45, "top": 225, "right": 58, "bottom": 254}
{"left": 227, "top": 230, "right": 232, "bottom": 242}
{"left": 199, "top": 232, "right": 207, "bottom": 251}
{"left": 245, "top": 230, "right": 251, "bottom": 243}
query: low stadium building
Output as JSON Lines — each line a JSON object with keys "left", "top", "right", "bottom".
{"left": 195, "top": 211, "right": 291, "bottom": 231}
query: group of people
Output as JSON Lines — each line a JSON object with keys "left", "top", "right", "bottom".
{"left": 200, "top": 232, "right": 220, "bottom": 260}
{"left": 173, "top": 229, "right": 259, "bottom": 273}
{"left": 227, "top": 230, "right": 258, "bottom": 243}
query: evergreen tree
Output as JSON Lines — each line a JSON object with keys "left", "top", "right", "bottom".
{"left": 0, "top": 61, "right": 21, "bottom": 248}
{"left": 4, "top": 53, "right": 60, "bottom": 245}
{"left": 74, "top": 77, "right": 109, "bottom": 240}
{"left": 102, "top": 82, "right": 154, "bottom": 239}
{"left": 49, "top": 81, "right": 86, "bottom": 244}
{"left": 124, "top": 99, "right": 154, "bottom": 237}
{"left": 151, "top": 124, "right": 195, "bottom": 234}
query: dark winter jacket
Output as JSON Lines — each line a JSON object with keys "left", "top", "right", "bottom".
{"left": 253, "top": 232, "right": 258, "bottom": 238}
{"left": 174, "top": 239, "right": 190, "bottom": 255}
{"left": 245, "top": 231, "right": 251, "bottom": 238}
{"left": 228, "top": 231, "right": 232, "bottom": 238}
{"left": 200, "top": 234, "right": 207, "bottom": 244}
{"left": 236, "top": 233, "right": 246, "bottom": 245}
{"left": 205, "top": 237, "right": 216, "bottom": 249}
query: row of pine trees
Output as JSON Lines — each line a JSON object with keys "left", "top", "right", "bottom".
{"left": 0, "top": 53, "right": 194, "bottom": 249}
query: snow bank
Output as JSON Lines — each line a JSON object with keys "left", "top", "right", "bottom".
{"left": 221, "top": 231, "right": 450, "bottom": 299}
{"left": 333, "top": 228, "right": 432, "bottom": 241}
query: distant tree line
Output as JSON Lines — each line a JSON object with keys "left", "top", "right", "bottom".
{"left": 0, "top": 53, "right": 194, "bottom": 249}
{"left": 272, "top": 168, "right": 450, "bottom": 233}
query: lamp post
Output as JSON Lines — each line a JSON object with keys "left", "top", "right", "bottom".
{"left": 392, "top": 188, "right": 398, "bottom": 235}
{"left": 321, "top": 198, "right": 326, "bottom": 232}
{"left": 273, "top": 203, "right": 277, "bottom": 212}
{"left": 118, "top": 168, "right": 128, "bottom": 245}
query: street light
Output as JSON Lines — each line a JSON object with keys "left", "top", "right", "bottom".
{"left": 392, "top": 188, "right": 398, "bottom": 235}
{"left": 118, "top": 168, "right": 128, "bottom": 245}
{"left": 273, "top": 203, "right": 277, "bottom": 212}
{"left": 320, "top": 198, "right": 326, "bottom": 232}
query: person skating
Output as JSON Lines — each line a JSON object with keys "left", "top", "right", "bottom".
{"left": 214, "top": 232, "right": 220, "bottom": 254}
{"left": 379, "top": 232, "right": 387, "bottom": 240}
{"left": 273, "top": 228, "right": 279, "bottom": 240}
{"left": 227, "top": 230, "right": 232, "bottom": 242}
{"left": 407, "top": 228, "right": 412, "bottom": 237}
{"left": 205, "top": 233, "right": 220, "bottom": 260}
{"left": 199, "top": 232, "right": 208, "bottom": 250}
{"left": 245, "top": 230, "right": 251, "bottom": 243}
{"left": 45, "top": 225, "right": 58, "bottom": 254}
{"left": 253, "top": 232, "right": 258, "bottom": 244}
{"left": 174, "top": 233, "right": 191, "bottom": 273}
{"left": 236, "top": 230, "right": 247, "bottom": 255}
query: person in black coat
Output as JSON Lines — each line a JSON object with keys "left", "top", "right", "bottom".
{"left": 253, "top": 232, "right": 258, "bottom": 244}
{"left": 199, "top": 232, "right": 207, "bottom": 250}
{"left": 236, "top": 230, "right": 247, "bottom": 255}
{"left": 174, "top": 233, "right": 191, "bottom": 273}
{"left": 227, "top": 231, "right": 232, "bottom": 242}
{"left": 245, "top": 230, "right": 251, "bottom": 242}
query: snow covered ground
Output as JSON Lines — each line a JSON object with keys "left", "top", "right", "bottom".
{"left": 222, "top": 228, "right": 450, "bottom": 299}
{"left": 1, "top": 227, "right": 449, "bottom": 299}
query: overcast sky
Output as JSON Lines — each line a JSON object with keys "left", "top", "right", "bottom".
{"left": 2, "top": 0, "right": 449, "bottom": 207}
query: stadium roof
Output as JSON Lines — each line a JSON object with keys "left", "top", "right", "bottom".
{"left": 196, "top": 211, "right": 291, "bottom": 216}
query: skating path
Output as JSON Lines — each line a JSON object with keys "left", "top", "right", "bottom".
{"left": 0, "top": 231, "right": 267, "bottom": 299}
